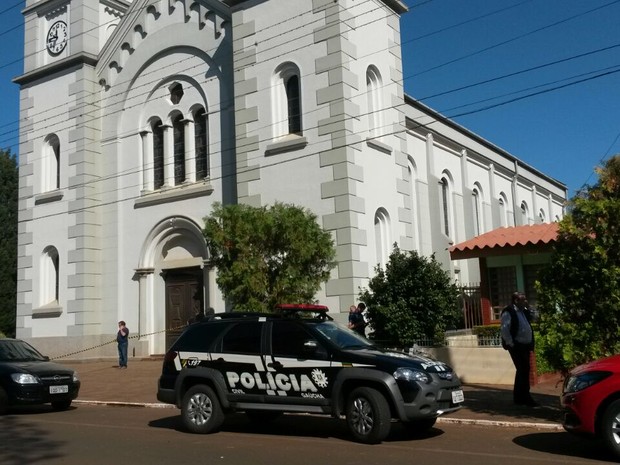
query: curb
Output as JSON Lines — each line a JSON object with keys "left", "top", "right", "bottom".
{"left": 437, "top": 417, "right": 563, "bottom": 430}
{"left": 74, "top": 400, "right": 563, "bottom": 430}
{"left": 74, "top": 400, "right": 175, "bottom": 409}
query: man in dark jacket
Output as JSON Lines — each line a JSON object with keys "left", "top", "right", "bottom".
{"left": 500, "top": 292, "right": 538, "bottom": 407}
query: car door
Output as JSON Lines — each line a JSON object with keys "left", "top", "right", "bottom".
{"left": 209, "top": 320, "right": 266, "bottom": 403}
{"left": 264, "top": 320, "right": 337, "bottom": 406}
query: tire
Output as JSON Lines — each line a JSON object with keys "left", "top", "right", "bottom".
{"left": 181, "top": 384, "right": 224, "bottom": 434}
{"left": 345, "top": 387, "right": 391, "bottom": 444}
{"left": 402, "top": 417, "right": 437, "bottom": 433}
{"left": 601, "top": 399, "right": 620, "bottom": 459}
{"left": 246, "top": 409, "right": 282, "bottom": 423}
{"left": 0, "top": 387, "right": 7, "bottom": 415}
{"left": 51, "top": 400, "right": 72, "bottom": 411}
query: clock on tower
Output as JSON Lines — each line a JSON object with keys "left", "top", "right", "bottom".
{"left": 46, "top": 20, "right": 68, "bottom": 55}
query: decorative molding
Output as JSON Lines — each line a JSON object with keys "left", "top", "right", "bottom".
{"left": 134, "top": 180, "right": 214, "bottom": 208}
{"left": 35, "top": 190, "right": 64, "bottom": 205}
{"left": 265, "top": 135, "right": 308, "bottom": 156}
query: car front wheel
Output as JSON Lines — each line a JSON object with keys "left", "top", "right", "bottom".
{"left": 345, "top": 387, "right": 391, "bottom": 444}
{"left": 181, "top": 384, "right": 224, "bottom": 434}
{"left": 602, "top": 399, "right": 620, "bottom": 459}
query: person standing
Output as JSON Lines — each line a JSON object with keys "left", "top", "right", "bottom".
{"left": 348, "top": 303, "right": 366, "bottom": 336}
{"left": 500, "top": 292, "right": 537, "bottom": 406}
{"left": 117, "top": 321, "right": 129, "bottom": 369}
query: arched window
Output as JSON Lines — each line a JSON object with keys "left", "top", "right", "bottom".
{"left": 520, "top": 201, "right": 530, "bottom": 225}
{"left": 498, "top": 192, "right": 509, "bottom": 227}
{"left": 407, "top": 157, "right": 419, "bottom": 251}
{"left": 374, "top": 208, "right": 391, "bottom": 269}
{"left": 286, "top": 75, "right": 301, "bottom": 134}
{"left": 43, "top": 134, "right": 60, "bottom": 191}
{"left": 472, "top": 186, "right": 482, "bottom": 236}
{"left": 172, "top": 114, "right": 185, "bottom": 185}
{"left": 538, "top": 208, "right": 546, "bottom": 223}
{"left": 366, "top": 66, "right": 382, "bottom": 136}
{"left": 273, "top": 62, "right": 302, "bottom": 138}
{"left": 194, "top": 108, "right": 208, "bottom": 179}
{"left": 41, "top": 246, "right": 59, "bottom": 306}
{"left": 440, "top": 176, "right": 451, "bottom": 237}
{"left": 152, "top": 119, "right": 164, "bottom": 189}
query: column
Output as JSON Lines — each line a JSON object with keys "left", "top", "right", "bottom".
{"left": 135, "top": 268, "right": 154, "bottom": 341}
{"left": 183, "top": 118, "right": 196, "bottom": 183}
{"left": 140, "top": 130, "right": 153, "bottom": 192}
{"left": 162, "top": 124, "right": 173, "bottom": 187}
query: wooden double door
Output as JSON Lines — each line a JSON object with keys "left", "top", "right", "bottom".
{"left": 165, "top": 268, "right": 204, "bottom": 350}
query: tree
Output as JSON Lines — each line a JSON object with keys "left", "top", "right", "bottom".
{"left": 0, "top": 149, "right": 17, "bottom": 337}
{"left": 536, "top": 155, "right": 620, "bottom": 374}
{"left": 203, "top": 202, "right": 336, "bottom": 312}
{"left": 359, "top": 246, "right": 461, "bottom": 347}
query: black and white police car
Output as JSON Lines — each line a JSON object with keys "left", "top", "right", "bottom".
{"left": 157, "top": 304, "right": 464, "bottom": 443}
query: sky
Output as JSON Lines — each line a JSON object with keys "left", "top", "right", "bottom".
{"left": 1, "top": 0, "right": 619, "bottom": 198}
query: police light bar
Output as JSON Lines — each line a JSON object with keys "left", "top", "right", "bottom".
{"left": 274, "top": 304, "right": 332, "bottom": 320}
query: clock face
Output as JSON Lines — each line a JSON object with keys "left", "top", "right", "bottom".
{"left": 46, "top": 21, "right": 68, "bottom": 55}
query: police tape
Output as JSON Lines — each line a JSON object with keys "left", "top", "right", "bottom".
{"left": 50, "top": 325, "right": 187, "bottom": 360}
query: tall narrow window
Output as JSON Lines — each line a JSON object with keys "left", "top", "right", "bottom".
{"left": 440, "top": 177, "right": 450, "bottom": 237}
{"left": 498, "top": 193, "right": 508, "bottom": 227}
{"left": 407, "top": 158, "right": 419, "bottom": 251}
{"left": 520, "top": 201, "right": 530, "bottom": 225}
{"left": 41, "top": 246, "right": 59, "bottom": 306}
{"left": 366, "top": 66, "right": 382, "bottom": 136}
{"left": 374, "top": 208, "right": 391, "bottom": 269}
{"left": 173, "top": 114, "right": 185, "bottom": 185}
{"left": 273, "top": 62, "right": 302, "bottom": 138}
{"left": 152, "top": 120, "right": 164, "bottom": 189}
{"left": 194, "top": 108, "right": 208, "bottom": 179}
{"left": 472, "top": 184, "right": 484, "bottom": 236}
{"left": 43, "top": 134, "right": 60, "bottom": 191}
{"left": 286, "top": 75, "right": 301, "bottom": 135}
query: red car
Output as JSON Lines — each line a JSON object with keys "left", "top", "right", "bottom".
{"left": 561, "top": 354, "right": 620, "bottom": 459}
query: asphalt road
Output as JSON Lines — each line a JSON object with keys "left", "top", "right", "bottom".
{"left": 1, "top": 404, "right": 616, "bottom": 465}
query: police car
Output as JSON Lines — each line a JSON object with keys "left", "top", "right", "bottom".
{"left": 157, "top": 304, "right": 464, "bottom": 444}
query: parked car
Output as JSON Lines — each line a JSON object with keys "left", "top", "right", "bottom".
{"left": 561, "top": 354, "right": 620, "bottom": 459}
{"left": 157, "top": 304, "right": 464, "bottom": 444}
{"left": 0, "top": 338, "right": 80, "bottom": 414}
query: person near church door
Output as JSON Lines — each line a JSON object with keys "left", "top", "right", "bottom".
{"left": 117, "top": 321, "right": 129, "bottom": 369}
{"left": 500, "top": 292, "right": 538, "bottom": 407}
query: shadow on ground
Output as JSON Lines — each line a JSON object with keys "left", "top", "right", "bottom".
{"left": 460, "top": 384, "right": 562, "bottom": 423}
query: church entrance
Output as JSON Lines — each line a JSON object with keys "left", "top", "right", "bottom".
{"left": 164, "top": 267, "right": 204, "bottom": 350}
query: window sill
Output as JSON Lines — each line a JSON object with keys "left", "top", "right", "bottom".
{"left": 366, "top": 137, "right": 392, "bottom": 155}
{"left": 35, "top": 190, "right": 64, "bottom": 205}
{"left": 135, "top": 180, "right": 214, "bottom": 208}
{"left": 265, "top": 134, "right": 308, "bottom": 156}
{"left": 32, "top": 303, "right": 63, "bottom": 318}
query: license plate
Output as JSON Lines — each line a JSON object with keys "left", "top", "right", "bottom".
{"left": 50, "top": 385, "right": 69, "bottom": 394}
{"left": 452, "top": 389, "right": 464, "bottom": 404}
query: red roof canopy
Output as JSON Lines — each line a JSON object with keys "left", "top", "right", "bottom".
{"left": 449, "top": 223, "right": 559, "bottom": 260}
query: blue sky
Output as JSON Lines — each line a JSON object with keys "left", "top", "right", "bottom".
{"left": 1, "top": 0, "right": 619, "bottom": 198}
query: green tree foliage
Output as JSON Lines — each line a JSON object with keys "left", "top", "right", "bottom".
{"left": 359, "top": 246, "right": 461, "bottom": 347}
{"left": 537, "top": 155, "right": 620, "bottom": 374}
{"left": 0, "top": 149, "right": 17, "bottom": 337}
{"left": 203, "top": 202, "right": 336, "bottom": 312}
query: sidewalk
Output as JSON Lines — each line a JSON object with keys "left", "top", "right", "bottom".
{"left": 62, "top": 358, "right": 565, "bottom": 429}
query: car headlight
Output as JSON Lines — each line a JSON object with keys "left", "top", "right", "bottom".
{"left": 73, "top": 373, "right": 79, "bottom": 383}
{"left": 11, "top": 373, "right": 40, "bottom": 384}
{"left": 394, "top": 367, "right": 431, "bottom": 384}
{"left": 564, "top": 371, "right": 611, "bottom": 393}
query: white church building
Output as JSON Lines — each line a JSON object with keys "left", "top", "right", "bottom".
{"left": 14, "top": 0, "right": 566, "bottom": 358}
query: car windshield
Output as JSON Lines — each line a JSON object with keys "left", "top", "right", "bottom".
{"left": 311, "top": 321, "right": 375, "bottom": 350}
{"left": 0, "top": 340, "right": 47, "bottom": 362}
